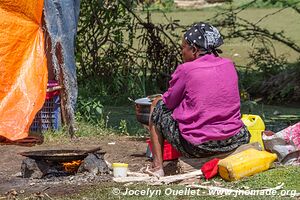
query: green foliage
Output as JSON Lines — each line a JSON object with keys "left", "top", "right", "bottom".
{"left": 210, "top": 0, "right": 300, "bottom": 103}
{"left": 76, "top": 0, "right": 134, "bottom": 79}
{"left": 261, "top": 61, "right": 300, "bottom": 103}
{"left": 74, "top": 121, "right": 114, "bottom": 137}
{"left": 75, "top": 0, "right": 300, "bottom": 121}
{"left": 76, "top": 0, "right": 182, "bottom": 104}
{"left": 118, "top": 119, "right": 128, "bottom": 135}
{"left": 248, "top": 46, "right": 287, "bottom": 77}
{"left": 76, "top": 96, "right": 105, "bottom": 126}
{"left": 237, "top": 67, "right": 263, "bottom": 98}
{"left": 242, "top": 100, "right": 259, "bottom": 113}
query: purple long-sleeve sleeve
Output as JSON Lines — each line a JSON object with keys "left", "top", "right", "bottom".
{"left": 162, "top": 66, "right": 186, "bottom": 110}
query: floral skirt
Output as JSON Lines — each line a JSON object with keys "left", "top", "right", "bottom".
{"left": 151, "top": 100, "right": 251, "bottom": 158}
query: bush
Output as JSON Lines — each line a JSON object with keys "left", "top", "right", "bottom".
{"left": 76, "top": 96, "right": 105, "bottom": 126}
{"left": 76, "top": 0, "right": 182, "bottom": 105}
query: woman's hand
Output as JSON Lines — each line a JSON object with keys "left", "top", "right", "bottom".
{"left": 147, "top": 94, "right": 162, "bottom": 102}
{"left": 151, "top": 96, "right": 162, "bottom": 108}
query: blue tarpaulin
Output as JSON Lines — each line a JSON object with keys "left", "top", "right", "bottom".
{"left": 44, "top": 0, "right": 80, "bottom": 134}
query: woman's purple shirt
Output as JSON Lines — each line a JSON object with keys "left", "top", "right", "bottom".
{"left": 162, "top": 54, "right": 243, "bottom": 145}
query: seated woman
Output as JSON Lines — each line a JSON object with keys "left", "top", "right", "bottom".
{"left": 148, "top": 22, "right": 250, "bottom": 176}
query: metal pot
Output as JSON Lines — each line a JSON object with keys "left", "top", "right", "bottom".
{"left": 134, "top": 97, "right": 152, "bottom": 125}
{"left": 20, "top": 147, "right": 104, "bottom": 162}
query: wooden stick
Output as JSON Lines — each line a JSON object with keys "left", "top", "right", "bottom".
{"left": 113, "top": 170, "right": 203, "bottom": 185}
{"left": 127, "top": 172, "right": 150, "bottom": 177}
{"left": 159, "top": 170, "right": 202, "bottom": 185}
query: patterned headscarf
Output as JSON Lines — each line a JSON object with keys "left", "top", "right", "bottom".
{"left": 184, "top": 22, "right": 223, "bottom": 56}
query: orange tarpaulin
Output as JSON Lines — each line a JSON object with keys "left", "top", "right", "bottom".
{"left": 0, "top": 0, "right": 47, "bottom": 141}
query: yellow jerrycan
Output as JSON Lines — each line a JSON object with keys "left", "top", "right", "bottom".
{"left": 241, "top": 114, "right": 265, "bottom": 149}
{"left": 218, "top": 148, "right": 277, "bottom": 181}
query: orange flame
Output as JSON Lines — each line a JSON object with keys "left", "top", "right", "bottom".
{"left": 62, "top": 160, "right": 82, "bottom": 173}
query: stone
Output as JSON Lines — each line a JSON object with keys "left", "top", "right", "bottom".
{"left": 77, "top": 153, "right": 109, "bottom": 175}
{"left": 21, "top": 158, "right": 47, "bottom": 179}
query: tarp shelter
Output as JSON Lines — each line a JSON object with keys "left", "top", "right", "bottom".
{"left": 0, "top": 0, "right": 80, "bottom": 141}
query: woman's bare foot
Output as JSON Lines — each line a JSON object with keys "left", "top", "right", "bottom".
{"left": 144, "top": 165, "right": 165, "bottom": 177}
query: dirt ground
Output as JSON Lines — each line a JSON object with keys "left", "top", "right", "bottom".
{"left": 0, "top": 135, "right": 151, "bottom": 198}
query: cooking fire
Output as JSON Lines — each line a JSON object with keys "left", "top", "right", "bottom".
{"left": 63, "top": 160, "right": 82, "bottom": 173}
{"left": 20, "top": 148, "right": 110, "bottom": 179}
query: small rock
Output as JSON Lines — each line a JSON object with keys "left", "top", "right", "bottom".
{"left": 21, "top": 158, "right": 49, "bottom": 179}
{"left": 13, "top": 172, "right": 22, "bottom": 177}
{"left": 240, "top": 186, "right": 250, "bottom": 190}
{"left": 77, "top": 153, "right": 109, "bottom": 175}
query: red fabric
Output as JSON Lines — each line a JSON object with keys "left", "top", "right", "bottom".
{"left": 201, "top": 158, "right": 220, "bottom": 180}
{"left": 46, "top": 80, "right": 60, "bottom": 100}
{"left": 46, "top": 91, "right": 59, "bottom": 100}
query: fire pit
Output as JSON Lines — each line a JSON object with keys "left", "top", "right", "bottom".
{"left": 19, "top": 147, "right": 110, "bottom": 179}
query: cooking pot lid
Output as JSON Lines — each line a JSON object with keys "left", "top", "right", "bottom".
{"left": 134, "top": 97, "right": 152, "bottom": 105}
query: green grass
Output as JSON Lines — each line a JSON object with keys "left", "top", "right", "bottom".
{"left": 42, "top": 102, "right": 300, "bottom": 141}
{"left": 73, "top": 103, "right": 300, "bottom": 137}
{"left": 41, "top": 102, "right": 300, "bottom": 140}
{"left": 102, "top": 106, "right": 148, "bottom": 136}
{"left": 43, "top": 103, "right": 300, "bottom": 200}
{"left": 57, "top": 166, "right": 299, "bottom": 200}
{"left": 231, "top": 0, "right": 300, "bottom": 8}
{"left": 231, "top": 166, "right": 300, "bottom": 191}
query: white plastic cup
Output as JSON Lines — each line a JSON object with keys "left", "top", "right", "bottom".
{"left": 112, "top": 163, "right": 128, "bottom": 178}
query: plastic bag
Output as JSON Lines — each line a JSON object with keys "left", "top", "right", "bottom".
{"left": 263, "top": 122, "right": 300, "bottom": 165}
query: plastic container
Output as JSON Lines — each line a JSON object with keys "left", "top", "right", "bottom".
{"left": 112, "top": 163, "right": 128, "bottom": 178}
{"left": 242, "top": 114, "right": 265, "bottom": 149}
{"left": 30, "top": 94, "right": 61, "bottom": 133}
{"left": 218, "top": 148, "right": 277, "bottom": 181}
{"left": 146, "top": 139, "right": 181, "bottom": 161}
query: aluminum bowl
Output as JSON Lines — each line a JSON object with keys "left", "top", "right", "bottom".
{"left": 134, "top": 97, "right": 152, "bottom": 125}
